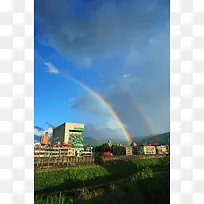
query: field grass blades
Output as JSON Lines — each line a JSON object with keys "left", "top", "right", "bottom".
{"left": 35, "top": 157, "right": 170, "bottom": 204}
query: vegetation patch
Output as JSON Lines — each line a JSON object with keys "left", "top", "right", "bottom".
{"left": 35, "top": 157, "right": 169, "bottom": 194}
{"left": 35, "top": 169, "right": 169, "bottom": 204}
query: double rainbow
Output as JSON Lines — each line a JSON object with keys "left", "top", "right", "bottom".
{"left": 62, "top": 72, "right": 133, "bottom": 144}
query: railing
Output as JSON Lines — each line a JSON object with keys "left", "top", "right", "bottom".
{"left": 34, "top": 154, "right": 167, "bottom": 170}
{"left": 34, "top": 156, "right": 95, "bottom": 169}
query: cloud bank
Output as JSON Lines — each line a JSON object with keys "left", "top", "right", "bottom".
{"left": 35, "top": 0, "right": 170, "bottom": 140}
{"left": 35, "top": 0, "right": 169, "bottom": 64}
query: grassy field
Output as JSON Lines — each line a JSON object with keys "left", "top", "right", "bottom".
{"left": 35, "top": 157, "right": 170, "bottom": 204}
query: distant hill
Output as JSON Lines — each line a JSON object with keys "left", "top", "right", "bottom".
{"left": 84, "top": 132, "right": 170, "bottom": 146}
{"left": 83, "top": 137, "right": 101, "bottom": 146}
{"left": 34, "top": 132, "right": 170, "bottom": 146}
{"left": 132, "top": 132, "right": 170, "bottom": 145}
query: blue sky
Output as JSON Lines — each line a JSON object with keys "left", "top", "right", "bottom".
{"left": 34, "top": 0, "right": 170, "bottom": 141}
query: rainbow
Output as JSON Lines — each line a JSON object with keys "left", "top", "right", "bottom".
{"left": 127, "top": 93, "right": 156, "bottom": 136}
{"left": 61, "top": 72, "right": 133, "bottom": 144}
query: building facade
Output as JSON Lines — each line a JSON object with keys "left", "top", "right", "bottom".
{"left": 132, "top": 146, "right": 138, "bottom": 155}
{"left": 107, "top": 140, "right": 112, "bottom": 147}
{"left": 34, "top": 144, "right": 76, "bottom": 158}
{"left": 156, "top": 145, "right": 168, "bottom": 154}
{"left": 52, "top": 122, "right": 85, "bottom": 151}
{"left": 137, "top": 145, "right": 156, "bottom": 155}
{"left": 125, "top": 146, "right": 133, "bottom": 155}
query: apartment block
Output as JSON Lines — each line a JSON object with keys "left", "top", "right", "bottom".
{"left": 137, "top": 145, "right": 156, "bottom": 155}
{"left": 52, "top": 122, "right": 85, "bottom": 151}
{"left": 156, "top": 145, "right": 168, "bottom": 154}
{"left": 125, "top": 146, "right": 133, "bottom": 155}
{"left": 34, "top": 144, "right": 76, "bottom": 158}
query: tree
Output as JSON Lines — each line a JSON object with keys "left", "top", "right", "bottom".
{"left": 101, "top": 143, "right": 111, "bottom": 152}
{"left": 112, "top": 145, "right": 126, "bottom": 155}
{"left": 95, "top": 145, "right": 103, "bottom": 153}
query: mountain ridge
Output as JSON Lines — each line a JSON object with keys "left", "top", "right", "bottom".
{"left": 34, "top": 132, "right": 170, "bottom": 146}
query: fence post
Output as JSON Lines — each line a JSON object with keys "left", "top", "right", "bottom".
{"left": 41, "top": 158, "right": 43, "bottom": 168}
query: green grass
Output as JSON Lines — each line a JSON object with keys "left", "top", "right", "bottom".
{"left": 35, "top": 168, "right": 170, "bottom": 204}
{"left": 35, "top": 157, "right": 169, "bottom": 193}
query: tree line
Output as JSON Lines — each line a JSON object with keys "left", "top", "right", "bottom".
{"left": 94, "top": 143, "right": 126, "bottom": 156}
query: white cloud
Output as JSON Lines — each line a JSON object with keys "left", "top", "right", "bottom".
{"left": 69, "top": 57, "right": 92, "bottom": 68}
{"left": 126, "top": 77, "right": 141, "bottom": 85}
{"left": 44, "top": 62, "right": 60, "bottom": 74}
{"left": 106, "top": 118, "right": 121, "bottom": 130}
{"left": 125, "top": 49, "right": 140, "bottom": 68}
{"left": 34, "top": 128, "right": 43, "bottom": 136}
{"left": 81, "top": 57, "right": 92, "bottom": 68}
{"left": 125, "top": 24, "right": 169, "bottom": 70}
{"left": 35, "top": 0, "right": 169, "bottom": 66}
{"left": 68, "top": 97, "right": 75, "bottom": 102}
{"left": 34, "top": 127, "right": 53, "bottom": 136}
{"left": 46, "top": 127, "right": 53, "bottom": 135}
{"left": 123, "top": 74, "right": 130, "bottom": 78}
{"left": 71, "top": 93, "right": 110, "bottom": 117}
{"left": 35, "top": 1, "right": 170, "bottom": 137}
{"left": 66, "top": 97, "right": 75, "bottom": 107}
{"left": 108, "top": 84, "right": 115, "bottom": 90}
